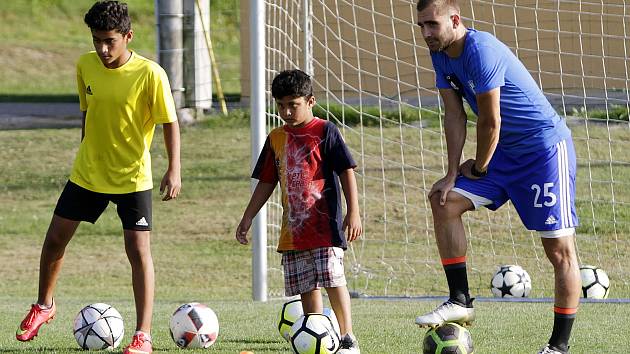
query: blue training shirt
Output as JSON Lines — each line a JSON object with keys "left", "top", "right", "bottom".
{"left": 430, "top": 29, "right": 571, "bottom": 154}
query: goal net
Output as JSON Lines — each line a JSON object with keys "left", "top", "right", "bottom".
{"left": 249, "top": 0, "right": 630, "bottom": 299}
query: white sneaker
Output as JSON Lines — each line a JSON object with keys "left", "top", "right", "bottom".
{"left": 414, "top": 300, "right": 475, "bottom": 328}
{"left": 538, "top": 344, "right": 568, "bottom": 354}
{"left": 337, "top": 334, "right": 360, "bottom": 354}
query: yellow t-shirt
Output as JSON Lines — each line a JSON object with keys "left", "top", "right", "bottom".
{"left": 71, "top": 51, "right": 177, "bottom": 193}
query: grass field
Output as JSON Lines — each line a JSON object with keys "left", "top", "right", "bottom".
{"left": 1, "top": 117, "right": 629, "bottom": 353}
{"left": 0, "top": 0, "right": 241, "bottom": 98}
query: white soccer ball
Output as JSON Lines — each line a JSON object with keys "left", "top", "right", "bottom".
{"left": 289, "top": 313, "right": 341, "bottom": 354}
{"left": 278, "top": 299, "right": 304, "bottom": 342}
{"left": 490, "top": 264, "right": 532, "bottom": 298}
{"left": 169, "top": 302, "right": 219, "bottom": 348}
{"left": 322, "top": 307, "right": 340, "bottom": 338}
{"left": 580, "top": 265, "right": 610, "bottom": 299}
{"left": 73, "top": 303, "right": 124, "bottom": 350}
{"left": 278, "top": 299, "right": 341, "bottom": 343}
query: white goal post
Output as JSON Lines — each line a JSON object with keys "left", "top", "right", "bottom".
{"left": 248, "top": 0, "right": 630, "bottom": 300}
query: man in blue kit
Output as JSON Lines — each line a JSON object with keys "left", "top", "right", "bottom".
{"left": 414, "top": 1, "right": 580, "bottom": 353}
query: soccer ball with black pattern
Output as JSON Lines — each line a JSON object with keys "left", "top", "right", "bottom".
{"left": 279, "top": 299, "right": 304, "bottom": 342}
{"left": 289, "top": 313, "right": 341, "bottom": 354}
{"left": 423, "top": 323, "right": 474, "bottom": 354}
{"left": 278, "top": 300, "right": 341, "bottom": 343}
{"left": 580, "top": 265, "right": 610, "bottom": 299}
{"left": 73, "top": 303, "right": 124, "bottom": 350}
{"left": 169, "top": 302, "right": 219, "bottom": 348}
{"left": 490, "top": 264, "right": 532, "bottom": 298}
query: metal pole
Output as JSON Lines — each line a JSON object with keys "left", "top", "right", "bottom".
{"left": 156, "top": 0, "right": 185, "bottom": 109}
{"left": 250, "top": 0, "right": 267, "bottom": 302}
{"left": 183, "top": 0, "right": 213, "bottom": 111}
{"left": 303, "top": 0, "right": 313, "bottom": 76}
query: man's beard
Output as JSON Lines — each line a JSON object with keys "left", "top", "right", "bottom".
{"left": 429, "top": 34, "right": 455, "bottom": 53}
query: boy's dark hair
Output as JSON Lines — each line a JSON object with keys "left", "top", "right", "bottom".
{"left": 417, "top": 0, "right": 460, "bottom": 12}
{"left": 84, "top": 1, "right": 131, "bottom": 34}
{"left": 271, "top": 69, "right": 313, "bottom": 99}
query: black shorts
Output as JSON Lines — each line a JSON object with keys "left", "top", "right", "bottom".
{"left": 54, "top": 181, "right": 152, "bottom": 231}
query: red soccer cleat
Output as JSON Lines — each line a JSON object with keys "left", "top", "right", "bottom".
{"left": 123, "top": 332, "right": 153, "bottom": 354}
{"left": 16, "top": 301, "right": 57, "bottom": 341}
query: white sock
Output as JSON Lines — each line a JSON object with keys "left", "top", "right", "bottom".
{"left": 134, "top": 331, "right": 152, "bottom": 341}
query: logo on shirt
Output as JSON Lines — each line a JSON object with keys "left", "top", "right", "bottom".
{"left": 446, "top": 75, "right": 460, "bottom": 91}
{"left": 468, "top": 80, "right": 476, "bottom": 93}
{"left": 86, "top": 85, "right": 93, "bottom": 95}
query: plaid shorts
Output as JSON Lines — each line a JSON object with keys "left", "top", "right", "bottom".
{"left": 281, "top": 247, "right": 347, "bottom": 297}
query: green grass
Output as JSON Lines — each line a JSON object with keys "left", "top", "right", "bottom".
{"left": 1, "top": 297, "right": 629, "bottom": 353}
{"left": 570, "top": 105, "right": 630, "bottom": 122}
{"left": 1, "top": 118, "right": 629, "bottom": 353}
{"left": 0, "top": 0, "right": 241, "bottom": 97}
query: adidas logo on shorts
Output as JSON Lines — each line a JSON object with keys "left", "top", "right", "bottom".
{"left": 135, "top": 217, "right": 148, "bottom": 227}
{"left": 545, "top": 215, "right": 558, "bottom": 225}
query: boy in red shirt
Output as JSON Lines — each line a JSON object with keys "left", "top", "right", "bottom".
{"left": 236, "top": 69, "right": 361, "bottom": 353}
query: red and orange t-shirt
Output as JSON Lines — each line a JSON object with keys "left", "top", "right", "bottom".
{"left": 252, "top": 117, "right": 356, "bottom": 252}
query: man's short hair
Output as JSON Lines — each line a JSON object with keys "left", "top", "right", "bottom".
{"left": 84, "top": 1, "right": 131, "bottom": 34}
{"left": 417, "top": 0, "right": 460, "bottom": 13}
{"left": 271, "top": 69, "right": 313, "bottom": 99}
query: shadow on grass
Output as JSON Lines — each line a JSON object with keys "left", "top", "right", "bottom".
{"left": 0, "top": 93, "right": 243, "bottom": 104}
{"left": 0, "top": 94, "right": 79, "bottom": 103}
{"left": 219, "top": 337, "right": 289, "bottom": 351}
{"left": 0, "top": 348, "right": 84, "bottom": 353}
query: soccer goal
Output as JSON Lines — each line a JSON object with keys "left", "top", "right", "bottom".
{"left": 247, "top": 0, "right": 630, "bottom": 301}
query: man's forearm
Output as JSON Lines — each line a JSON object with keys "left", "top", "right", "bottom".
{"left": 444, "top": 110, "right": 467, "bottom": 176}
{"left": 474, "top": 115, "right": 500, "bottom": 171}
{"left": 475, "top": 88, "right": 501, "bottom": 171}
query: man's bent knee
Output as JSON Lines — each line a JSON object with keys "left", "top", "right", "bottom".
{"left": 429, "top": 192, "right": 470, "bottom": 218}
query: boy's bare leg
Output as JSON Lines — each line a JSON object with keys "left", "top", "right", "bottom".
{"left": 17, "top": 215, "right": 79, "bottom": 342}
{"left": 300, "top": 288, "right": 323, "bottom": 314}
{"left": 38, "top": 215, "right": 81, "bottom": 305}
{"left": 124, "top": 230, "right": 154, "bottom": 333}
{"left": 326, "top": 285, "right": 353, "bottom": 336}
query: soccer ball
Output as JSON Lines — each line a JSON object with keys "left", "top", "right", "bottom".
{"left": 289, "top": 313, "right": 341, "bottom": 354}
{"left": 278, "top": 299, "right": 341, "bottom": 342}
{"left": 491, "top": 264, "right": 532, "bottom": 298}
{"left": 73, "top": 303, "right": 124, "bottom": 350}
{"left": 423, "top": 323, "right": 474, "bottom": 354}
{"left": 580, "top": 265, "right": 610, "bottom": 299}
{"left": 322, "top": 307, "right": 340, "bottom": 338}
{"left": 169, "top": 302, "right": 219, "bottom": 348}
{"left": 278, "top": 299, "right": 304, "bottom": 341}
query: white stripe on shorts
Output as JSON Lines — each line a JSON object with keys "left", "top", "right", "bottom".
{"left": 557, "top": 140, "right": 573, "bottom": 228}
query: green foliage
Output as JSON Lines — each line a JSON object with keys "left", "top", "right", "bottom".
{"left": 570, "top": 105, "right": 630, "bottom": 121}
{"left": 203, "top": 104, "right": 444, "bottom": 129}
{"left": 313, "top": 103, "right": 442, "bottom": 127}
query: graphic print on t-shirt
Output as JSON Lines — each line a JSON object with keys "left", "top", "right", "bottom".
{"left": 284, "top": 130, "right": 327, "bottom": 235}
{"left": 252, "top": 118, "right": 356, "bottom": 251}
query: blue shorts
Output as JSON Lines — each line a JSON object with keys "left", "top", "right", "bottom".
{"left": 453, "top": 138, "right": 578, "bottom": 232}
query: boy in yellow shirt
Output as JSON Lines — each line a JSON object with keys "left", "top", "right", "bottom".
{"left": 16, "top": 2, "right": 181, "bottom": 353}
